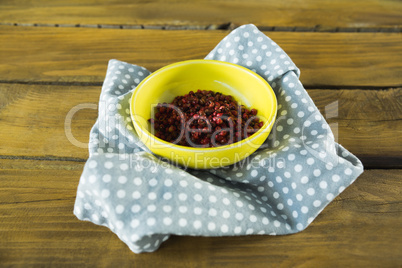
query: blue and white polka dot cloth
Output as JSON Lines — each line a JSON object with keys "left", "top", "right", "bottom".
{"left": 74, "top": 24, "right": 364, "bottom": 253}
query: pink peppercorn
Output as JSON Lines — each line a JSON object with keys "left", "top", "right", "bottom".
{"left": 148, "top": 90, "right": 264, "bottom": 148}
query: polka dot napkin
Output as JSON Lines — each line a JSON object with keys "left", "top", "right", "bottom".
{"left": 74, "top": 24, "right": 364, "bottom": 253}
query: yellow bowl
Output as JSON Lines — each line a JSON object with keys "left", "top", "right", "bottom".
{"left": 130, "top": 60, "right": 277, "bottom": 169}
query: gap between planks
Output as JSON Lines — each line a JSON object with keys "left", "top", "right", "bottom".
{"left": 0, "top": 155, "right": 86, "bottom": 163}
{"left": 0, "top": 80, "right": 400, "bottom": 91}
{"left": 1, "top": 156, "right": 400, "bottom": 170}
{"left": 1, "top": 22, "right": 401, "bottom": 33}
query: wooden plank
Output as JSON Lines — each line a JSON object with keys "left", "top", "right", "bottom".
{"left": 1, "top": 0, "right": 401, "bottom": 30}
{"left": 0, "top": 159, "right": 401, "bottom": 266}
{"left": 0, "top": 26, "right": 401, "bottom": 87}
{"left": 308, "top": 89, "right": 402, "bottom": 168}
{"left": 0, "top": 83, "right": 401, "bottom": 168}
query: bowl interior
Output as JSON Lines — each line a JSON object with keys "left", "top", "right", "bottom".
{"left": 131, "top": 60, "right": 277, "bottom": 149}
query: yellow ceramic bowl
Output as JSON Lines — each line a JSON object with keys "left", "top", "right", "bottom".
{"left": 130, "top": 60, "right": 277, "bottom": 169}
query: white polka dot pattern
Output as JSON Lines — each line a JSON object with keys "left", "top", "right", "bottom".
{"left": 74, "top": 24, "right": 364, "bottom": 254}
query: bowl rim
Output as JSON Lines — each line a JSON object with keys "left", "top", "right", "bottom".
{"left": 130, "top": 59, "right": 277, "bottom": 152}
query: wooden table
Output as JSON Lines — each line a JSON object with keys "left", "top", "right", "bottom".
{"left": 1, "top": 1, "right": 401, "bottom": 267}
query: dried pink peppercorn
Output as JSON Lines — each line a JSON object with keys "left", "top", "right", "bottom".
{"left": 148, "top": 90, "right": 264, "bottom": 148}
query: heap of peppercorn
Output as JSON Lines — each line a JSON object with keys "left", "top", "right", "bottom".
{"left": 148, "top": 90, "right": 264, "bottom": 148}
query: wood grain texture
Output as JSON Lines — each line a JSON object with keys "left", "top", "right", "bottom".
{"left": 0, "top": 159, "right": 400, "bottom": 267}
{"left": 0, "top": 26, "right": 401, "bottom": 87}
{"left": 1, "top": 0, "right": 401, "bottom": 30}
{"left": 1, "top": 0, "right": 401, "bottom": 266}
{"left": 0, "top": 83, "right": 401, "bottom": 168}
